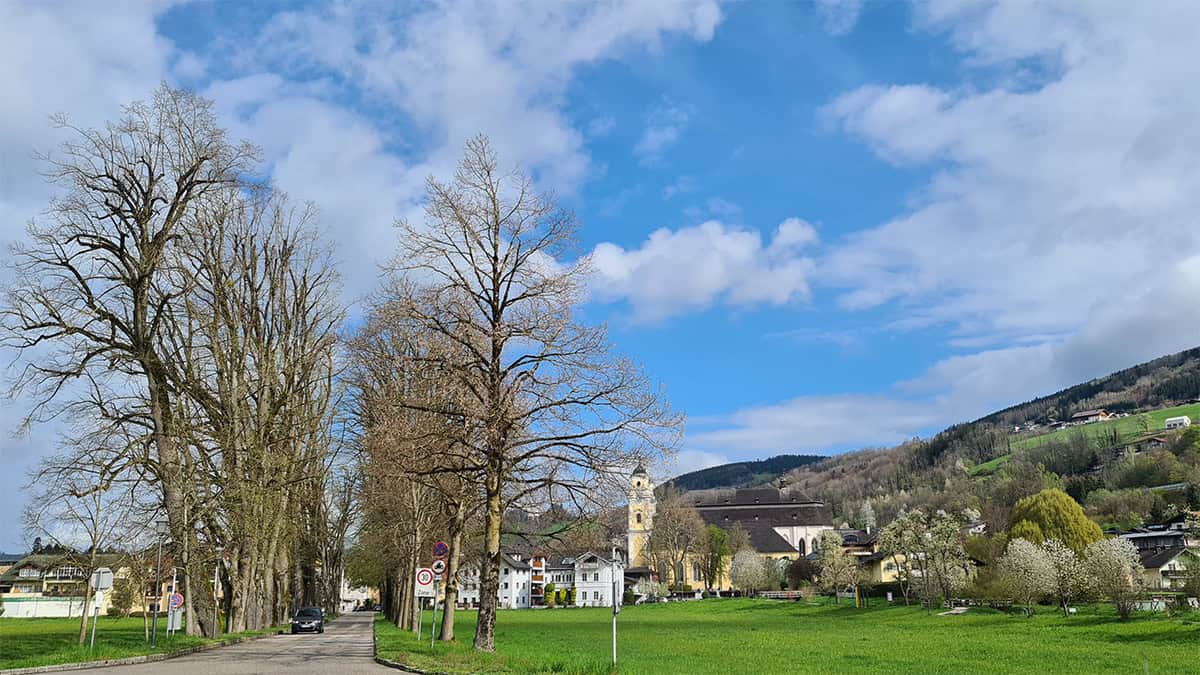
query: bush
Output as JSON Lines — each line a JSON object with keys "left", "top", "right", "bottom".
{"left": 669, "top": 584, "right": 693, "bottom": 593}
{"left": 623, "top": 590, "right": 636, "bottom": 605}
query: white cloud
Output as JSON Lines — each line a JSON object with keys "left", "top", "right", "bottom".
{"left": 815, "top": 0, "right": 864, "bottom": 36}
{"left": 820, "top": 2, "right": 1200, "bottom": 352}
{"left": 634, "top": 100, "right": 693, "bottom": 164}
{"left": 590, "top": 218, "right": 819, "bottom": 322}
{"left": 251, "top": 1, "right": 723, "bottom": 192}
{"left": 663, "top": 449, "right": 730, "bottom": 478}
{"left": 690, "top": 394, "right": 940, "bottom": 454}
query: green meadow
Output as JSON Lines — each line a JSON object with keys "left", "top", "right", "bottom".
{"left": 0, "top": 615, "right": 282, "bottom": 670}
{"left": 375, "top": 598, "right": 1200, "bottom": 674}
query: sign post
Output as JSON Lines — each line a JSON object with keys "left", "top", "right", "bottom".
{"left": 89, "top": 568, "right": 114, "bottom": 650}
{"left": 415, "top": 568, "right": 435, "bottom": 641}
{"left": 610, "top": 546, "right": 621, "bottom": 668}
{"left": 430, "top": 542, "right": 448, "bottom": 650}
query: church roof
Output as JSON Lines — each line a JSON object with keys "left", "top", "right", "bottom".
{"left": 632, "top": 462, "right": 648, "bottom": 476}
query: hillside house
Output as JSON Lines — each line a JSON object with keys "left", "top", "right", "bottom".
{"left": 1165, "top": 416, "right": 1192, "bottom": 430}
{"left": 1071, "top": 409, "right": 1110, "bottom": 424}
{"left": 1140, "top": 548, "right": 1196, "bottom": 590}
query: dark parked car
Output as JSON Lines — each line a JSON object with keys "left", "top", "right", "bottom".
{"left": 291, "top": 607, "right": 324, "bottom": 634}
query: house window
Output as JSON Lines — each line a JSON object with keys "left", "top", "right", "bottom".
{"left": 503, "top": 582, "right": 509, "bottom": 589}
{"left": 53, "top": 566, "right": 82, "bottom": 578}
{"left": 593, "top": 572, "right": 599, "bottom": 582}
{"left": 635, "top": 513, "right": 642, "bottom": 524}
{"left": 503, "top": 568, "right": 509, "bottom": 576}
{"left": 18, "top": 567, "right": 39, "bottom": 578}
{"left": 693, "top": 563, "right": 702, "bottom": 582}
{"left": 797, "top": 539, "right": 806, "bottom": 556}
{"left": 15, "top": 583, "right": 36, "bottom": 593}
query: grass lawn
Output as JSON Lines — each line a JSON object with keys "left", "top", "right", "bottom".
{"left": 376, "top": 599, "right": 1200, "bottom": 674}
{"left": 0, "top": 615, "right": 283, "bottom": 670}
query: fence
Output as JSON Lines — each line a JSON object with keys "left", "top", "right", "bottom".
{"left": 1, "top": 595, "right": 88, "bottom": 618}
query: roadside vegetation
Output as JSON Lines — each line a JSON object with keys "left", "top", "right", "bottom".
{"left": 374, "top": 599, "right": 1200, "bottom": 674}
{"left": 0, "top": 616, "right": 284, "bottom": 670}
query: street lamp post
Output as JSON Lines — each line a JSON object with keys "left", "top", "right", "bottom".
{"left": 151, "top": 518, "right": 168, "bottom": 648}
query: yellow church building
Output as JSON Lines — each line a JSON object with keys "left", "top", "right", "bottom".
{"left": 626, "top": 464, "right": 834, "bottom": 590}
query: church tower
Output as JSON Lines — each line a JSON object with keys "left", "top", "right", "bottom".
{"left": 627, "top": 463, "right": 656, "bottom": 567}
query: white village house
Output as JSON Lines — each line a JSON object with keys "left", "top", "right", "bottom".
{"left": 458, "top": 553, "right": 533, "bottom": 609}
{"left": 455, "top": 551, "right": 622, "bottom": 609}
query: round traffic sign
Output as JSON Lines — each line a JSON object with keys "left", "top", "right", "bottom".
{"left": 416, "top": 568, "right": 434, "bottom": 586}
{"left": 432, "top": 541, "right": 449, "bottom": 559}
{"left": 169, "top": 592, "right": 184, "bottom": 609}
{"left": 431, "top": 559, "right": 446, "bottom": 575}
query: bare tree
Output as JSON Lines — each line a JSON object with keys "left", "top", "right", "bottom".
{"left": 643, "top": 488, "right": 705, "bottom": 588}
{"left": 387, "top": 136, "right": 681, "bottom": 651}
{"left": 4, "top": 85, "right": 256, "bottom": 636}
{"left": 24, "top": 428, "right": 148, "bottom": 644}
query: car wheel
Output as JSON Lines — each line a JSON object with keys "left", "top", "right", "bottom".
{"left": 318, "top": 628, "right": 324, "bottom": 634}
{"left": 291, "top": 628, "right": 298, "bottom": 635}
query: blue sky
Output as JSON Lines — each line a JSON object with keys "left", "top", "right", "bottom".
{"left": 4, "top": 0, "right": 1200, "bottom": 551}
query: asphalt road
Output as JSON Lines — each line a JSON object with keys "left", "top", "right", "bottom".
{"left": 87, "top": 611, "right": 394, "bottom": 675}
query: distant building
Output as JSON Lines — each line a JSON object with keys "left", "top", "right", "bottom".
{"left": 1140, "top": 548, "right": 1195, "bottom": 590}
{"left": 1070, "top": 409, "right": 1110, "bottom": 424}
{"left": 627, "top": 466, "right": 833, "bottom": 590}
{"left": 1165, "top": 416, "right": 1192, "bottom": 430}
{"left": 458, "top": 553, "right": 533, "bottom": 609}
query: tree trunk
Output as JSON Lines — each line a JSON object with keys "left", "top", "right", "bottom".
{"left": 472, "top": 480, "right": 503, "bottom": 652}
{"left": 440, "top": 504, "right": 466, "bottom": 641}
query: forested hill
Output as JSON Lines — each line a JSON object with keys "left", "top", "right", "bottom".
{"left": 664, "top": 454, "right": 825, "bottom": 492}
{"left": 668, "top": 345, "right": 1200, "bottom": 533}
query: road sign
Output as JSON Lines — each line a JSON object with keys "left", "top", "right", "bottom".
{"left": 415, "top": 568, "right": 435, "bottom": 598}
{"left": 90, "top": 567, "right": 114, "bottom": 591}
{"left": 93, "top": 589, "right": 106, "bottom": 610}
{"left": 431, "top": 559, "right": 446, "bottom": 575}
{"left": 169, "top": 592, "right": 184, "bottom": 609}
{"left": 432, "top": 541, "right": 449, "bottom": 559}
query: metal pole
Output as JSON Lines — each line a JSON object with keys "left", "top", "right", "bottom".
{"left": 430, "top": 591, "right": 439, "bottom": 649}
{"left": 169, "top": 567, "right": 178, "bottom": 638}
{"left": 152, "top": 536, "right": 163, "bottom": 647}
{"left": 611, "top": 545, "right": 618, "bottom": 667}
{"left": 417, "top": 601, "right": 423, "bottom": 641}
{"left": 89, "top": 592, "right": 100, "bottom": 650}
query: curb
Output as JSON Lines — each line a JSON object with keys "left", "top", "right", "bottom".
{"left": 0, "top": 628, "right": 286, "bottom": 675}
{"left": 371, "top": 615, "right": 444, "bottom": 675}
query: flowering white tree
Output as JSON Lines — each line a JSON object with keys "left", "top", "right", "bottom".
{"left": 1084, "top": 538, "right": 1145, "bottom": 621}
{"left": 816, "top": 530, "right": 858, "bottom": 604}
{"left": 1042, "top": 539, "right": 1092, "bottom": 615}
{"left": 729, "top": 550, "right": 767, "bottom": 593}
{"left": 998, "top": 538, "right": 1055, "bottom": 615}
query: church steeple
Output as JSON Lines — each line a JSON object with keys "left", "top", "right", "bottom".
{"left": 627, "top": 463, "right": 656, "bottom": 567}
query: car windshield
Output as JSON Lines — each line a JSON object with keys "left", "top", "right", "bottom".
{"left": 296, "top": 608, "right": 321, "bottom": 619}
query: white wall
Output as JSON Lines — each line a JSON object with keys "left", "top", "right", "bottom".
{"left": 0, "top": 595, "right": 88, "bottom": 618}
